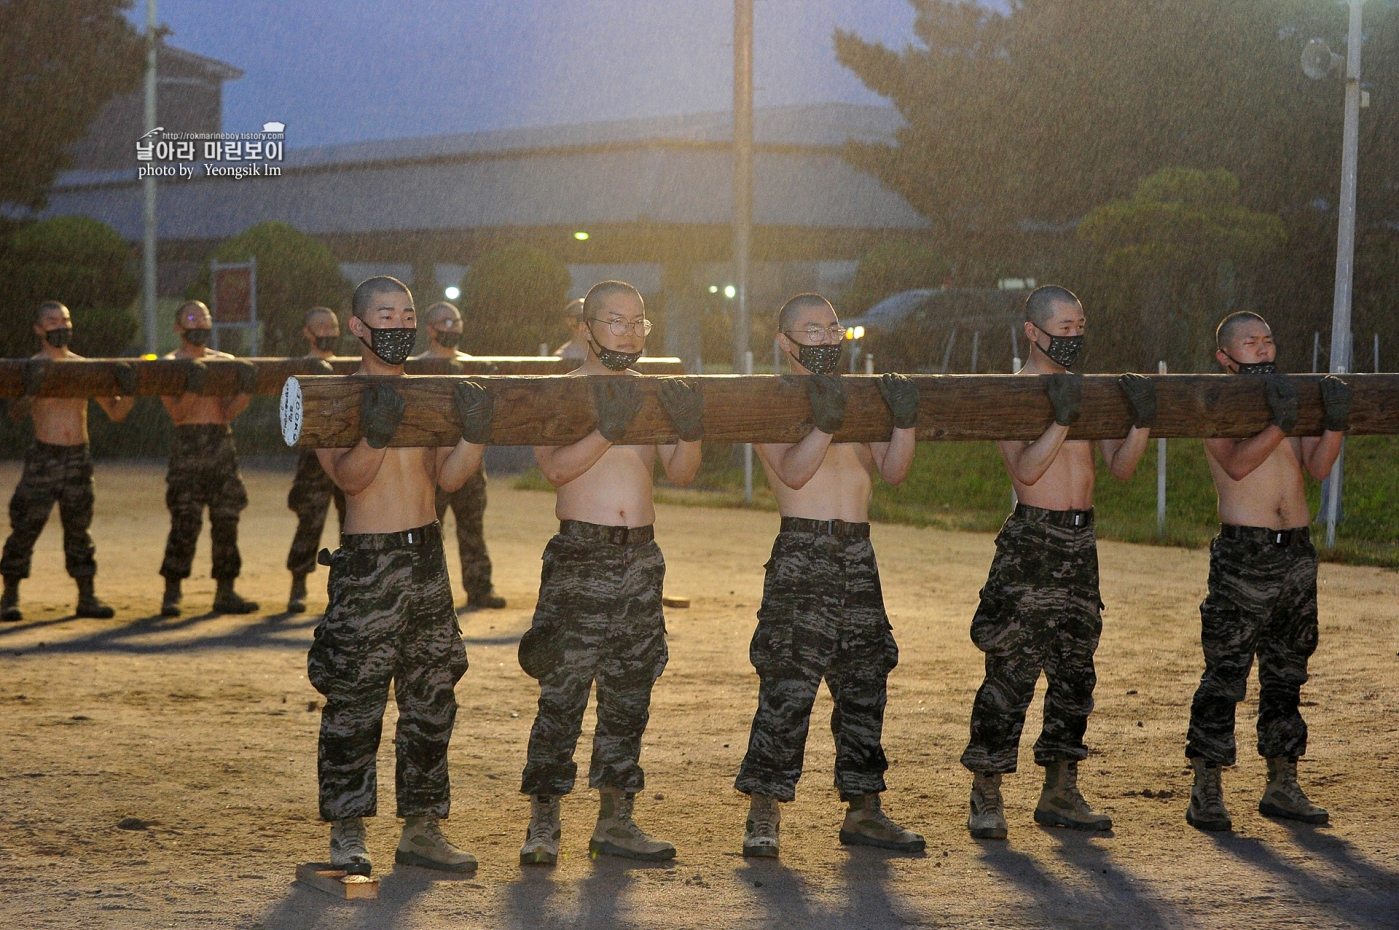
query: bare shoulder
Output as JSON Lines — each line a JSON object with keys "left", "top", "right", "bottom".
{"left": 205, "top": 349, "right": 236, "bottom": 360}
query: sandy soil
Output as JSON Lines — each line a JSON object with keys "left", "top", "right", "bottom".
{"left": 0, "top": 459, "right": 1395, "bottom": 930}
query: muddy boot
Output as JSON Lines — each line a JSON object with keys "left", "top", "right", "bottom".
{"left": 1259, "top": 756, "right": 1329, "bottom": 825}
{"left": 520, "top": 794, "right": 561, "bottom": 866}
{"left": 74, "top": 576, "right": 115, "bottom": 620}
{"left": 212, "top": 578, "right": 259, "bottom": 615}
{"left": 742, "top": 794, "right": 781, "bottom": 858}
{"left": 466, "top": 587, "right": 506, "bottom": 610}
{"left": 1, "top": 576, "right": 21, "bottom": 622}
{"left": 968, "top": 772, "right": 1008, "bottom": 840}
{"left": 840, "top": 793, "right": 926, "bottom": 852}
{"left": 589, "top": 787, "right": 676, "bottom": 861}
{"left": 1034, "top": 761, "right": 1113, "bottom": 832}
{"left": 287, "top": 573, "right": 308, "bottom": 614}
{"left": 396, "top": 816, "right": 478, "bottom": 872}
{"left": 160, "top": 578, "right": 182, "bottom": 617}
{"left": 329, "top": 817, "right": 371, "bottom": 876}
{"left": 1185, "top": 758, "right": 1232, "bottom": 832}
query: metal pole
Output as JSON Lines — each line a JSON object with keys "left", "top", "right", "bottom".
{"left": 865, "top": 354, "right": 874, "bottom": 376}
{"left": 1312, "top": 331, "right": 1320, "bottom": 373}
{"left": 971, "top": 330, "right": 980, "bottom": 373}
{"left": 1157, "top": 360, "right": 1167, "bottom": 537}
{"left": 142, "top": 0, "right": 158, "bottom": 355}
{"left": 248, "top": 255, "right": 258, "bottom": 355}
{"left": 742, "top": 349, "right": 754, "bottom": 504}
{"left": 731, "top": 0, "right": 753, "bottom": 372}
{"left": 1326, "top": 0, "right": 1366, "bottom": 548}
{"left": 1375, "top": 332, "right": 1380, "bottom": 372}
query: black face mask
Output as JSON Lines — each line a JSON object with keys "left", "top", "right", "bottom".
{"left": 44, "top": 328, "right": 73, "bottom": 348}
{"left": 586, "top": 326, "right": 643, "bottom": 372}
{"left": 789, "top": 342, "right": 842, "bottom": 375}
{"left": 359, "top": 325, "right": 416, "bottom": 365}
{"left": 315, "top": 335, "right": 338, "bottom": 353}
{"left": 182, "top": 327, "right": 212, "bottom": 347}
{"left": 434, "top": 330, "right": 462, "bottom": 350}
{"left": 1223, "top": 351, "right": 1277, "bottom": 376}
{"left": 1031, "top": 327, "right": 1083, "bottom": 369}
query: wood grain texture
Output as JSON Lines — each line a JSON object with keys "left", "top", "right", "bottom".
{"left": 288, "top": 373, "right": 1399, "bottom": 448}
{"left": 0, "top": 356, "right": 682, "bottom": 398}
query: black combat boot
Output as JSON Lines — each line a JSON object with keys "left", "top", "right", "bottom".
{"left": 160, "top": 577, "right": 182, "bottom": 617}
{"left": 75, "top": 576, "right": 115, "bottom": 619}
{"left": 1, "top": 576, "right": 21, "bottom": 622}
{"left": 213, "top": 578, "right": 259, "bottom": 615}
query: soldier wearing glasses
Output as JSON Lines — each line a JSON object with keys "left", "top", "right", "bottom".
{"left": 734, "top": 293, "right": 926, "bottom": 858}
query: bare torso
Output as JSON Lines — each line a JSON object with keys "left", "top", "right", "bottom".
{"left": 161, "top": 348, "right": 240, "bottom": 426}
{"left": 1007, "top": 439, "right": 1098, "bottom": 511}
{"left": 761, "top": 442, "right": 877, "bottom": 521}
{"left": 29, "top": 397, "right": 93, "bottom": 446}
{"left": 553, "top": 443, "right": 658, "bottom": 527}
{"left": 335, "top": 445, "right": 442, "bottom": 535}
{"left": 1207, "top": 438, "right": 1310, "bottom": 530}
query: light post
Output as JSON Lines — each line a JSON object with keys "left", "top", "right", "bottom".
{"left": 142, "top": 0, "right": 158, "bottom": 355}
{"left": 732, "top": 0, "right": 753, "bottom": 371}
{"left": 1302, "top": 0, "right": 1366, "bottom": 548}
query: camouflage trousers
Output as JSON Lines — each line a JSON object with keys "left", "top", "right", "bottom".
{"left": 161, "top": 424, "right": 248, "bottom": 581}
{"left": 286, "top": 449, "right": 346, "bottom": 576}
{"left": 434, "top": 467, "right": 492, "bottom": 598}
{"left": 307, "top": 523, "right": 468, "bottom": 821}
{"left": 1186, "top": 527, "right": 1319, "bottom": 766}
{"left": 520, "top": 522, "right": 668, "bottom": 798}
{"left": 735, "top": 523, "right": 899, "bottom": 803}
{"left": 0, "top": 442, "right": 97, "bottom": 579}
{"left": 961, "top": 505, "right": 1102, "bottom": 775}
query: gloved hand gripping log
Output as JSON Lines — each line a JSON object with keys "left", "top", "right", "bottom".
{"left": 279, "top": 372, "right": 1399, "bottom": 449}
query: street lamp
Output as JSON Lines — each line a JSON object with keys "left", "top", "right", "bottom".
{"left": 1302, "top": 0, "right": 1366, "bottom": 548}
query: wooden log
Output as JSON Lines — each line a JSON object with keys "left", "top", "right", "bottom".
{"left": 0, "top": 355, "right": 683, "bottom": 398}
{"left": 294, "top": 862, "right": 378, "bottom": 900}
{"left": 282, "top": 373, "right": 1399, "bottom": 449}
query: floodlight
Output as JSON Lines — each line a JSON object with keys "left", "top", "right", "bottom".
{"left": 444, "top": 286, "right": 460, "bottom": 300}
{"left": 1302, "top": 38, "right": 1344, "bottom": 80}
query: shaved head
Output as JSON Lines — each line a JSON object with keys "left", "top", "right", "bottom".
{"left": 303, "top": 306, "right": 337, "bottom": 328}
{"left": 424, "top": 301, "right": 461, "bottom": 326}
{"left": 778, "top": 293, "right": 835, "bottom": 333}
{"left": 1215, "top": 311, "right": 1270, "bottom": 351}
{"left": 1025, "top": 285, "right": 1080, "bottom": 329}
{"left": 583, "top": 281, "right": 643, "bottom": 319}
{"left": 352, "top": 276, "right": 412, "bottom": 321}
{"left": 35, "top": 301, "right": 68, "bottom": 325}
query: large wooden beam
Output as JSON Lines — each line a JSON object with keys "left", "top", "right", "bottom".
{"left": 0, "top": 356, "right": 682, "bottom": 398}
{"left": 283, "top": 373, "right": 1399, "bottom": 448}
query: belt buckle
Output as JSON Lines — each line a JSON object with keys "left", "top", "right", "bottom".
{"left": 610, "top": 526, "right": 629, "bottom": 545}
{"left": 831, "top": 519, "right": 846, "bottom": 537}
{"left": 1274, "top": 531, "right": 1287, "bottom": 546}
{"left": 406, "top": 529, "right": 418, "bottom": 545}
{"left": 1072, "top": 512, "right": 1085, "bottom": 527}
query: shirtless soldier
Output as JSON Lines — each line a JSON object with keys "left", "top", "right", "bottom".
{"left": 285, "top": 307, "right": 345, "bottom": 613}
{"left": 963, "top": 285, "right": 1156, "bottom": 840}
{"left": 308, "top": 275, "right": 493, "bottom": 876}
{"left": 735, "top": 293, "right": 926, "bottom": 857}
{"left": 158, "top": 300, "right": 259, "bottom": 616}
{"left": 0, "top": 301, "right": 135, "bottom": 621}
{"left": 416, "top": 301, "right": 505, "bottom": 610}
{"left": 517, "top": 280, "right": 702, "bottom": 866}
{"left": 1183, "top": 311, "right": 1346, "bottom": 832}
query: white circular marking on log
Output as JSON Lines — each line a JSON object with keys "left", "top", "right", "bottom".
{"left": 280, "top": 377, "right": 303, "bottom": 447}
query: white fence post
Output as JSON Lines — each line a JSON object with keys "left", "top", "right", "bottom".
{"left": 1157, "top": 360, "right": 1167, "bottom": 537}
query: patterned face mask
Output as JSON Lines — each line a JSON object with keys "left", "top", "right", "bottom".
{"left": 182, "top": 327, "right": 212, "bottom": 347}
{"left": 44, "top": 328, "right": 73, "bottom": 348}
{"left": 1031, "top": 327, "right": 1083, "bottom": 369}
{"left": 315, "top": 335, "right": 338, "bottom": 352}
{"left": 359, "top": 325, "right": 416, "bottom": 365}
{"left": 790, "top": 342, "right": 842, "bottom": 375}
{"left": 586, "top": 325, "right": 644, "bottom": 371}
{"left": 1223, "top": 351, "right": 1277, "bottom": 376}
{"left": 434, "top": 330, "right": 463, "bottom": 350}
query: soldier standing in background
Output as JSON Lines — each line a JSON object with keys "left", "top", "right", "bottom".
{"left": 158, "top": 300, "right": 260, "bottom": 617}
{"left": 1, "top": 301, "right": 135, "bottom": 621}
{"left": 416, "top": 301, "right": 505, "bottom": 610}
{"left": 552, "top": 299, "right": 588, "bottom": 361}
{"left": 285, "top": 307, "right": 345, "bottom": 613}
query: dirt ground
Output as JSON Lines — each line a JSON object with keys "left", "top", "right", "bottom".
{"left": 0, "top": 458, "right": 1395, "bottom": 930}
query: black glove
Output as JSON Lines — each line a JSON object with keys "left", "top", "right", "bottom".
{"left": 657, "top": 378, "right": 705, "bottom": 442}
{"left": 1264, "top": 376, "right": 1298, "bottom": 433}
{"left": 361, "top": 382, "right": 405, "bottom": 449}
{"left": 592, "top": 378, "right": 643, "bottom": 443}
{"left": 1117, "top": 372, "right": 1157, "bottom": 429}
{"left": 112, "top": 361, "right": 138, "bottom": 396}
{"left": 807, "top": 373, "right": 847, "bottom": 434}
{"left": 182, "top": 358, "right": 209, "bottom": 395}
{"left": 235, "top": 359, "right": 258, "bottom": 394}
{"left": 876, "top": 373, "right": 920, "bottom": 430}
{"left": 1046, "top": 373, "right": 1082, "bottom": 427}
{"left": 454, "top": 380, "right": 494, "bottom": 444}
{"left": 1320, "top": 375, "right": 1352, "bottom": 432}
{"left": 20, "top": 360, "right": 45, "bottom": 397}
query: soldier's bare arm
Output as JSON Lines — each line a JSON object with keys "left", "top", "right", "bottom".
{"left": 656, "top": 440, "right": 701, "bottom": 487}
{"left": 318, "top": 444, "right": 391, "bottom": 495}
{"left": 757, "top": 429, "right": 832, "bottom": 491}
{"left": 996, "top": 425, "right": 1070, "bottom": 487}
{"left": 437, "top": 442, "right": 486, "bottom": 493}
{"left": 1204, "top": 430, "right": 1288, "bottom": 482}
{"left": 1097, "top": 427, "right": 1150, "bottom": 480}
{"left": 869, "top": 427, "right": 915, "bottom": 486}
{"left": 1297, "top": 434, "right": 1343, "bottom": 481}
{"left": 534, "top": 434, "right": 613, "bottom": 488}
{"left": 94, "top": 395, "right": 135, "bottom": 422}
{"left": 437, "top": 380, "right": 491, "bottom": 492}
{"left": 655, "top": 378, "right": 703, "bottom": 487}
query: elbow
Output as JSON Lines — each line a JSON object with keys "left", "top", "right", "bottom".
{"left": 1012, "top": 470, "right": 1041, "bottom": 488}
{"left": 1307, "top": 462, "right": 1333, "bottom": 482}
{"left": 1111, "top": 463, "right": 1138, "bottom": 481}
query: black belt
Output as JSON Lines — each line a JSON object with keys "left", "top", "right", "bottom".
{"left": 779, "top": 517, "right": 871, "bottom": 538}
{"left": 338, "top": 522, "right": 442, "bottom": 550}
{"left": 1220, "top": 524, "right": 1310, "bottom": 547}
{"left": 1014, "top": 503, "right": 1094, "bottom": 528}
{"left": 559, "top": 520, "right": 655, "bottom": 545}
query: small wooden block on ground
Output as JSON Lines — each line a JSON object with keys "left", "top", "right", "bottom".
{"left": 662, "top": 595, "right": 691, "bottom": 609}
{"left": 295, "top": 862, "right": 379, "bottom": 900}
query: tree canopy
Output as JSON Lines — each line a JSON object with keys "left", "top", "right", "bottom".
{"left": 457, "top": 243, "right": 572, "bottom": 356}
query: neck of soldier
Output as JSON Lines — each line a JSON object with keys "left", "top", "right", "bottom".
{"left": 38, "top": 341, "right": 70, "bottom": 361}
{"left": 180, "top": 340, "right": 208, "bottom": 359}
{"left": 357, "top": 351, "right": 404, "bottom": 378}
{"left": 421, "top": 338, "right": 462, "bottom": 360}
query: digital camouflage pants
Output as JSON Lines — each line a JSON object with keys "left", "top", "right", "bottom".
{"left": 286, "top": 449, "right": 345, "bottom": 576}
{"left": 434, "top": 467, "right": 493, "bottom": 598}
{"left": 519, "top": 523, "right": 668, "bottom": 798}
{"left": 1186, "top": 529, "right": 1319, "bottom": 766}
{"left": 734, "top": 525, "right": 899, "bottom": 802}
{"left": 0, "top": 442, "right": 97, "bottom": 579}
{"left": 961, "top": 505, "right": 1102, "bottom": 775}
{"left": 161, "top": 424, "right": 248, "bottom": 581}
{"left": 307, "top": 523, "right": 468, "bottom": 821}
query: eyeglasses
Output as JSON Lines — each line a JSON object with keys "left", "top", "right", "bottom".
{"left": 590, "top": 317, "right": 652, "bottom": 337}
{"left": 783, "top": 325, "right": 846, "bottom": 345}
